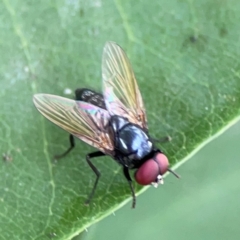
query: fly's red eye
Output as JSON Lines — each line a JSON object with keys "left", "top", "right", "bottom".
{"left": 134, "top": 153, "right": 169, "bottom": 185}
{"left": 155, "top": 153, "right": 169, "bottom": 175}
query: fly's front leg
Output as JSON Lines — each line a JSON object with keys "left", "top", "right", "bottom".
{"left": 151, "top": 136, "right": 171, "bottom": 144}
{"left": 123, "top": 166, "right": 136, "bottom": 209}
{"left": 54, "top": 134, "right": 75, "bottom": 160}
{"left": 85, "top": 151, "right": 106, "bottom": 205}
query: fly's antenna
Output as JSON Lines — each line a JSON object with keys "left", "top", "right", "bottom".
{"left": 167, "top": 168, "right": 180, "bottom": 179}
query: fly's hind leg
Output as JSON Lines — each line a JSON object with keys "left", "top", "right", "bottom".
{"left": 54, "top": 134, "right": 75, "bottom": 160}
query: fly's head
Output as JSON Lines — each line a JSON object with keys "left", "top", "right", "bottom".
{"left": 134, "top": 152, "right": 169, "bottom": 187}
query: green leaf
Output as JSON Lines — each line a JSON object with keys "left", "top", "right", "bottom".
{"left": 0, "top": 0, "right": 239, "bottom": 239}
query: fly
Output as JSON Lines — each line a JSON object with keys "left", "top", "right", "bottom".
{"left": 33, "top": 42, "right": 179, "bottom": 208}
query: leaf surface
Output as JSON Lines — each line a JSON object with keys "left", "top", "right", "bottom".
{"left": 0, "top": 0, "right": 240, "bottom": 239}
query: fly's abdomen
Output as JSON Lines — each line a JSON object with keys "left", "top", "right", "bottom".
{"left": 75, "top": 88, "right": 106, "bottom": 109}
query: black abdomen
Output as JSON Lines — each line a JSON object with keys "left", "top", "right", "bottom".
{"left": 75, "top": 88, "right": 106, "bottom": 109}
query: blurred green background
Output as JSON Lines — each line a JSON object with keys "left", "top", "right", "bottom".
{"left": 78, "top": 119, "right": 240, "bottom": 240}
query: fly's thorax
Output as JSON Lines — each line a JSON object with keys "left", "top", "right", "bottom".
{"left": 109, "top": 115, "right": 153, "bottom": 160}
{"left": 110, "top": 115, "right": 129, "bottom": 131}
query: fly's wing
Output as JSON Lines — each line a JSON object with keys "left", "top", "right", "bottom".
{"left": 33, "top": 94, "right": 114, "bottom": 156}
{"left": 102, "top": 41, "right": 147, "bottom": 130}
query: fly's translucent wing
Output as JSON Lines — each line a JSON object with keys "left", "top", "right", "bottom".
{"left": 102, "top": 41, "right": 147, "bottom": 130}
{"left": 33, "top": 94, "right": 114, "bottom": 155}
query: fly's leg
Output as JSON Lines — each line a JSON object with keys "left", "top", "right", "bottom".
{"left": 85, "top": 151, "right": 106, "bottom": 205}
{"left": 54, "top": 134, "right": 75, "bottom": 160}
{"left": 151, "top": 136, "right": 172, "bottom": 144}
{"left": 123, "top": 166, "right": 136, "bottom": 209}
